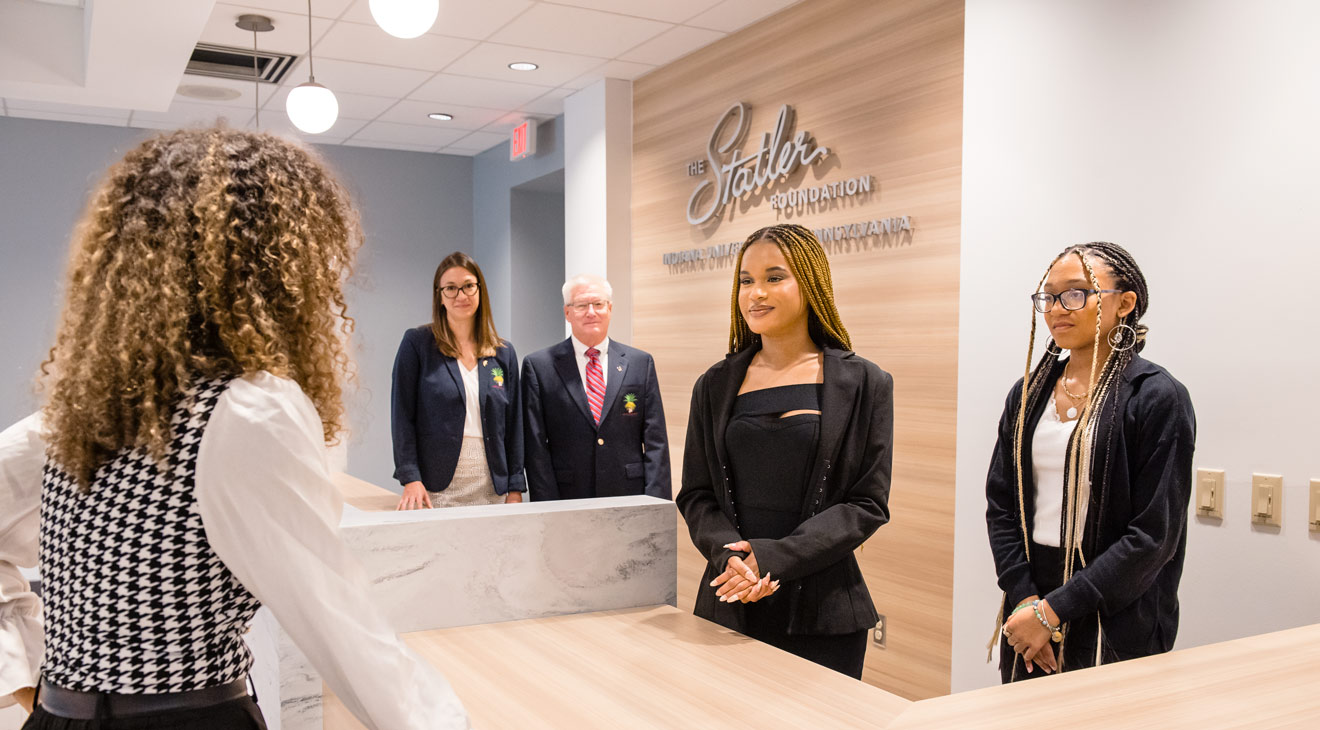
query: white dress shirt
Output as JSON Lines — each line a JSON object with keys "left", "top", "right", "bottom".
{"left": 1032, "top": 396, "right": 1080, "bottom": 548}
{"left": 571, "top": 336, "right": 610, "bottom": 395}
{"left": 0, "top": 373, "right": 469, "bottom": 730}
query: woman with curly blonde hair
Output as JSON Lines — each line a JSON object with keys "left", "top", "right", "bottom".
{"left": 0, "top": 128, "right": 468, "bottom": 729}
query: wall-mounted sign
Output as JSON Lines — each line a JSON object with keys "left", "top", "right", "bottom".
{"left": 686, "top": 102, "right": 829, "bottom": 225}
{"left": 510, "top": 119, "right": 537, "bottom": 161}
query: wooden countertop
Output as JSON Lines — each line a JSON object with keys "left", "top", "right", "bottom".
{"left": 324, "top": 605, "right": 911, "bottom": 729}
{"left": 887, "top": 623, "right": 1320, "bottom": 729}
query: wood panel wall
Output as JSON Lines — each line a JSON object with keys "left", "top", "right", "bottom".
{"left": 631, "top": 0, "right": 964, "bottom": 700}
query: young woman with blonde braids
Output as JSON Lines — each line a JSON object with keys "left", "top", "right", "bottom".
{"left": 0, "top": 128, "right": 468, "bottom": 728}
{"left": 677, "top": 224, "right": 894, "bottom": 678}
{"left": 987, "top": 242, "right": 1196, "bottom": 682}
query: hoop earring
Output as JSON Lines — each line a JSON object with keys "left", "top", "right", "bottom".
{"left": 1108, "top": 323, "right": 1137, "bottom": 352}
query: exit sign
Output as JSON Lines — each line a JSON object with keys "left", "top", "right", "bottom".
{"left": 510, "top": 119, "right": 537, "bottom": 160}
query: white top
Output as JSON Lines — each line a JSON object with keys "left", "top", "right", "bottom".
{"left": 1031, "top": 396, "right": 1078, "bottom": 548}
{"left": 0, "top": 373, "right": 469, "bottom": 730}
{"left": 459, "top": 361, "right": 482, "bottom": 439}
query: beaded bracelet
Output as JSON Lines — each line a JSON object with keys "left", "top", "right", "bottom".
{"left": 1032, "top": 600, "right": 1063, "bottom": 643}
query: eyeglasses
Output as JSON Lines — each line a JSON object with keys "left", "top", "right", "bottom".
{"left": 1031, "top": 288, "right": 1123, "bottom": 313}
{"left": 568, "top": 299, "right": 610, "bottom": 313}
{"left": 439, "top": 282, "right": 479, "bottom": 299}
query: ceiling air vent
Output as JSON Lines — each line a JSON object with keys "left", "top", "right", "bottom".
{"left": 186, "top": 43, "right": 298, "bottom": 84}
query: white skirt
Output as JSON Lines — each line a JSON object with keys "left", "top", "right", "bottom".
{"left": 429, "top": 436, "right": 502, "bottom": 508}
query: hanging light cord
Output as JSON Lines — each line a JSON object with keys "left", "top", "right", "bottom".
{"left": 252, "top": 28, "right": 260, "bottom": 128}
{"left": 306, "top": 0, "right": 316, "bottom": 82}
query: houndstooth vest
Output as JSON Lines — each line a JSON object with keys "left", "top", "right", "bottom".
{"left": 39, "top": 378, "right": 262, "bottom": 692}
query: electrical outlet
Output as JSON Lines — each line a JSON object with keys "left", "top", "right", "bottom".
{"left": 872, "top": 615, "right": 887, "bottom": 649}
{"left": 1309, "top": 479, "right": 1320, "bottom": 533}
{"left": 1252, "top": 473, "right": 1283, "bottom": 527}
{"left": 1196, "top": 468, "right": 1224, "bottom": 519}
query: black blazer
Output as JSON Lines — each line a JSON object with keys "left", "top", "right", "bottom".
{"left": 676, "top": 346, "right": 894, "bottom": 635}
{"left": 986, "top": 355, "right": 1195, "bottom": 659}
{"left": 521, "top": 338, "right": 671, "bottom": 501}
{"left": 390, "top": 326, "right": 526, "bottom": 495}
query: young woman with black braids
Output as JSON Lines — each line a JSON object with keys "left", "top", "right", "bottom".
{"left": 987, "top": 242, "right": 1196, "bottom": 682}
{"left": 677, "top": 224, "right": 893, "bottom": 679}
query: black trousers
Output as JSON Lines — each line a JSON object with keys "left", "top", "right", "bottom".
{"left": 744, "top": 625, "right": 870, "bottom": 679}
{"left": 21, "top": 697, "right": 266, "bottom": 730}
{"left": 999, "top": 542, "right": 1100, "bottom": 683}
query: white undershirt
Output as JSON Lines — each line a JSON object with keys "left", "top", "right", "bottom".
{"left": 571, "top": 336, "right": 610, "bottom": 394}
{"left": 459, "top": 361, "right": 482, "bottom": 438}
{"left": 1031, "top": 395, "right": 1078, "bottom": 548}
{"left": 0, "top": 373, "right": 469, "bottom": 729}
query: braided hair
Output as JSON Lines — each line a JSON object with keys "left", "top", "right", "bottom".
{"left": 728, "top": 224, "right": 852, "bottom": 353}
{"left": 1003, "top": 241, "right": 1150, "bottom": 673}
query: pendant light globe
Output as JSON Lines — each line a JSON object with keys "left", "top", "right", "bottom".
{"left": 370, "top": 0, "right": 439, "bottom": 39}
{"left": 286, "top": 81, "right": 339, "bottom": 134}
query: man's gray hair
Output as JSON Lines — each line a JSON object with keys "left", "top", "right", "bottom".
{"left": 562, "top": 274, "right": 613, "bottom": 305}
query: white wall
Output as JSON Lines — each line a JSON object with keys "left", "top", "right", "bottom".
{"left": 953, "top": 0, "right": 1320, "bottom": 691}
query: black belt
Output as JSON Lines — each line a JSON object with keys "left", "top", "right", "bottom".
{"left": 38, "top": 677, "right": 249, "bottom": 720}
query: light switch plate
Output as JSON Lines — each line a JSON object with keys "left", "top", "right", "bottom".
{"left": 1196, "top": 468, "right": 1224, "bottom": 519}
{"left": 1251, "top": 473, "right": 1283, "bottom": 527}
{"left": 1309, "top": 479, "right": 1320, "bottom": 533}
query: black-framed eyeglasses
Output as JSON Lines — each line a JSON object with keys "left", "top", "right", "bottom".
{"left": 439, "top": 282, "right": 479, "bottom": 299}
{"left": 568, "top": 299, "right": 611, "bottom": 313}
{"left": 1031, "top": 288, "right": 1123, "bottom": 313}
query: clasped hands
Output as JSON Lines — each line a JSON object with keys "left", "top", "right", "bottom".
{"left": 711, "top": 541, "right": 780, "bottom": 604}
{"left": 1000, "top": 594, "right": 1059, "bottom": 675}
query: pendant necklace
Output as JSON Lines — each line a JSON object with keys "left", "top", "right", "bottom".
{"left": 1059, "top": 371, "right": 1089, "bottom": 420}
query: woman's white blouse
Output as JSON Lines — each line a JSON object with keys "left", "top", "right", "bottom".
{"left": 459, "top": 361, "right": 483, "bottom": 439}
{"left": 1031, "top": 396, "right": 1078, "bottom": 548}
{"left": 0, "top": 373, "right": 468, "bottom": 730}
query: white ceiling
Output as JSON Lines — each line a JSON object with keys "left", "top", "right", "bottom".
{"left": 0, "top": 0, "right": 802, "bottom": 156}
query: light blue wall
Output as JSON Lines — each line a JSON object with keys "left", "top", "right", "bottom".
{"left": 510, "top": 172, "right": 567, "bottom": 356}
{"left": 0, "top": 117, "right": 474, "bottom": 491}
{"left": 471, "top": 117, "right": 565, "bottom": 341}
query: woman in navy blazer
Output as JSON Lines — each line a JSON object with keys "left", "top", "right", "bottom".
{"left": 391, "top": 252, "right": 526, "bottom": 509}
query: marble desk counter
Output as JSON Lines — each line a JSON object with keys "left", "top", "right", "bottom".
{"left": 251, "top": 474, "right": 678, "bottom": 730}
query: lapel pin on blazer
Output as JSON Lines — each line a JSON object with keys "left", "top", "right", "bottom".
{"left": 491, "top": 366, "right": 504, "bottom": 388}
{"left": 624, "top": 393, "right": 638, "bottom": 414}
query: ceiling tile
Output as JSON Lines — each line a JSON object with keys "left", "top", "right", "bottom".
{"left": 437, "top": 147, "right": 485, "bottom": 157}
{"left": 4, "top": 98, "right": 133, "bottom": 121}
{"left": 489, "top": 4, "right": 670, "bottom": 58}
{"left": 218, "top": 0, "right": 354, "bottom": 20}
{"left": 202, "top": 4, "right": 334, "bottom": 55}
{"left": 519, "top": 87, "right": 574, "bottom": 115}
{"left": 441, "top": 42, "right": 604, "bottom": 87}
{"left": 562, "top": 59, "right": 655, "bottom": 90}
{"left": 339, "top": 0, "right": 535, "bottom": 41}
{"left": 546, "top": 0, "right": 723, "bottom": 24}
{"left": 314, "top": 21, "right": 476, "bottom": 71}
{"left": 280, "top": 57, "right": 434, "bottom": 97}
{"left": 373, "top": 100, "right": 506, "bottom": 130}
{"left": 174, "top": 73, "right": 279, "bottom": 110}
{"left": 130, "top": 101, "right": 254, "bottom": 130}
{"left": 6, "top": 109, "right": 129, "bottom": 127}
{"left": 479, "top": 112, "right": 549, "bottom": 136}
{"left": 452, "top": 130, "right": 508, "bottom": 150}
{"left": 348, "top": 120, "right": 470, "bottom": 147}
{"left": 257, "top": 114, "right": 369, "bottom": 142}
{"left": 410, "top": 73, "right": 551, "bottom": 108}
{"left": 616, "top": 25, "right": 725, "bottom": 66}
{"left": 263, "top": 86, "right": 397, "bottom": 120}
{"left": 685, "top": 0, "right": 801, "bottom": 33}
{"left": 342, "top": 138, "right": 440, "bottom": 153}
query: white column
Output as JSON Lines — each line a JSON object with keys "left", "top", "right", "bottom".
{"left": 563, "top": 78, "right": 633, "bottom": 342}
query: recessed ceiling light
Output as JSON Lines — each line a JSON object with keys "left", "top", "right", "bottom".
{"left": 508, "top": 62, "right": 538, "bottom": 71}
{"left": 428, "top": 112, "right": 454, "bottom": 121}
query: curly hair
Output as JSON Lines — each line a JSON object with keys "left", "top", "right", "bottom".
{"left": 728, "top": 223, "right": 852, "bottom": 353}
{"left": 40, "top": 127, "right": 361, "bottom": 488}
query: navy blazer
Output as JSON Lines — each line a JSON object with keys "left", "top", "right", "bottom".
{"left": 391, "top": 325, "right": 526, "bottom": 495}
{"left": 521, "top": 338, "right": 671, "bottom": 501}
{"left": 676, "top": 346, "right": 893, "bottom": 636}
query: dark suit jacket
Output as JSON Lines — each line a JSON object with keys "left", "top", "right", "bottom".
{"left": 987, "top": 355, "right": 1195, "bottom": 662}
{"left": 521, "top": 338, "right": 671, "bottom": 501}
{"left": 390, "top": 325, "right": 526, "bottom": 495}
{"left": 676, "top": 345, "right": 894, "bottom": 636}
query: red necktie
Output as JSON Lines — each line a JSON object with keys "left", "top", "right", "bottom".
{"left": 585, "top": 347, "right": 604, "bottom": 425}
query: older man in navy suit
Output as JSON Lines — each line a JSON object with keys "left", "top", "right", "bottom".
{"left": 522, "top": 274, "right": 671, "bottom": 501}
